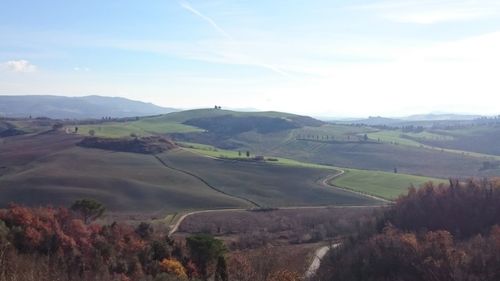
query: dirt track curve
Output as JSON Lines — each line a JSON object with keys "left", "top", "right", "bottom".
{"left": 159, "top": 151, "right": 390, "bottom": 277}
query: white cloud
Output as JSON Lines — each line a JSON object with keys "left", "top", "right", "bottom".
{"left": 3, "top": 60, "right": 37, "bottom": 73}
{"left": 354, "top": 0, "right": 500, "bottom": 24}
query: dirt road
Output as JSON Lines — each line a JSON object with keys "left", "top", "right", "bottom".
{"left": 304, "top": 244, "right": 340, "bottom": 279}
{"left": 320, "top": 170, "right": 392, "bottom": 204}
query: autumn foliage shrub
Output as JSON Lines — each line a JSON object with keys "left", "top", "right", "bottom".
{"left": 159, "top": 259, "right": 188, "bottom": 280}
{"left": 387, "top": 179, "right": 500, "bottom": 238}
{"left": 0, "top": 204, "right": 196, "bottom": 281}
{"left": 319, "top": 179, "right": 500, "bottom": 281}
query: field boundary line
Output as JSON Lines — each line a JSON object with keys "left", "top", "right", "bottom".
{"left": 153, "top": 154, "right": 261, "bottom": 208}
{"left": 182, "top": 146, "right": 391, "bottom": 203}
{"left": 321, "top": 171, "right": 393, "bottom": 204}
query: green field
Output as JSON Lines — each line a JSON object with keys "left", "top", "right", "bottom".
{"left": 367, "top": 130, "right": 453, "bottom": 147}
{"left": 368, "top": 129, "right": 500, "bottom": 160}
{"left": 145, "top": 108, "right": 309, "bottom": 123}
{"left": 0, "top": 133, "right": 249, "bottom": 212}
{"left": 71, "top": 108, "right": 310, "bottom": 138}
{"left": 73, "top": 120, "right": 202, "bottom": 138}
{"left": 0, "top": 132, "right": 382, "bottom": 213}
{"left": 66, "top": 109, "right": 500, "bottom": 179}
{"left": 180, "top": 141, "right": 445, "bottom": 201}
{"left": 158, "top": 149, "right": 379, "bottom": 207}
{"left": 179, "top": 142, "right": 342, "bottom": 170}
{"left": 331, "top": 169, "right": 448, "bottom": 200}
{"left": 4, "top": 109, "right": 499, "bottom": 213}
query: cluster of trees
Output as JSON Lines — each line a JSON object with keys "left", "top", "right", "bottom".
{"left": 480, "top": 161, "right": 500, "bottom": 171}
{"left": 401, "top": 125, "right": 424, "bottom": 133}
{"left": 296, "top": 134, "right": 371, "bottom": 142}
{"left": 296, "top": 135, "right": 335, "bottom": 141}
{"left": 0, "top": 201, "right": 232, "bottom": 281}
{"left": 318, "top": 179, "right": 500, "bottom": 281}
{"left": 0, "top": 200, "right": 303, "bottom": 281}
{"left": 78, "top": 136, "right": 176, "bottom": 154}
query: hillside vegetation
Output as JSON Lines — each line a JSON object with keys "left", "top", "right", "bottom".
{"left": 73, "top": 108, "right": 322, "bottom": 138}
{"left": 67, "top": 108, "right": 500, "bottom": 178}
{"left": 318, "top": 179, "right": 500, "bottom": 281}
{"left": 74, "top": 119, "right": 202, "bottom": 138}
{"left": 0, "top": 131, "right": 380, "bottom": 213}
{"left": 158, "top": 150, "right": 379, "bottom": 207}
{"left": 0, "top": 133, "right": 250, "bottom": 212}
{"left": 180, "top": 142, "right": 446, "bottom": 200}
{"left": 3, "top": 109, "right": 500, "bottom": 213}
{"left": 78, "top": 136, "right": 177, "bottom": 154}
{"left": 422, "top": 126, "right": 500, "bottom": 156}
{"left": 0, "top": 203, "right": 241, "bottom": 281}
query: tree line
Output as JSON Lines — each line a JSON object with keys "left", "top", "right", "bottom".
{"left": 0, "top": 200, "right": 227, "bottom": 281}
{"left": 317, "top": 179, "right": 500, "bottom": 281}
{"left": 0, "top": 199, "right": 301, "bottom": 281}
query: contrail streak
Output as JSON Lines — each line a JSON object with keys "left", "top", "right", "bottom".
{"left": 179, "top": 1, "right": 232, "bottom": 39}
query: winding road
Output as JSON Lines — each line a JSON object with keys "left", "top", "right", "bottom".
{"left": 321, "top": 170, "right": 392, "bottom": 204}
{"left": 160, "top": 151, "right": 390, "bottom": 277}
{"left": 167, "top": 206, "right": 352, "bottom": 278}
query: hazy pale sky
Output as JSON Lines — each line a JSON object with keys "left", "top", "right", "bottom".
{"left": 1, "top": 0, "right": 500, "bottom": 117}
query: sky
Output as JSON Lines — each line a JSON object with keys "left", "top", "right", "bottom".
{"left": 1, "top": 0, "right": 500, "bottom": 117}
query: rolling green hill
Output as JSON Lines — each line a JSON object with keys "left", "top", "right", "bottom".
{"left": 178, "top": 142, "right": 448, "bottom": 200}
{"left": 0, "top": 133, "right": 250, "bottom": 212}
{"left": 422, "top": 126, "right": 500, "bottom": 157}
{"left": 157, "top": 149, "right": 379, "bottom": 207}
{"left": 71, "top": 108, "right": 322, "bottom": 138}
{"left": 3, "top": 109, "right": 499, "bottom": 215}
{"left": 74, "top": 120, "right": 202, "bottom": 138}
{"left": 148, "top": 108, "right": 323, "bottom": 126}
{"left": 0, "top": 131, "right": 381, "bottom": 214}
{"left": 67, "top": 109, "right": 500, "bottom": 179}
{"left": 174, "top": 124, "right": 493, "bottom": 178}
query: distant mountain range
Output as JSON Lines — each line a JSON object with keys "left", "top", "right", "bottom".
{"left": 0, "top": 95, "right": 177, "bottom": 119}
{"left": 332, "top": 113, "right": 485, "bottom": 126}
{"left": 402, "top": 113, "right": 483, "bottom": 121}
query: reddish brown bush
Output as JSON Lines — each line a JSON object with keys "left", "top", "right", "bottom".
{"left": 319, "top": 179, "right": 500, "bottom": 281}
{"left": 0, "top": 204, "right": 182, "bottom": 281}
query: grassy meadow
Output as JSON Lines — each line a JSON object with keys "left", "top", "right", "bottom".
{"left": 74, "top": 120, "right": 202, "bottom": 138}
{"left": 4, "top": 109, "right": 499, "bottom": 214}
{"left": 0, "top": 133, "right": 250, "bottom": 212}
{"left": 179, "top": 141, "right": 446, "bottom": 200}
{"left": 330, "top": 169, "right": 448, "bottom": 200}
{"left": 158, "top": 149, "right": 380, "bottom": 207}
